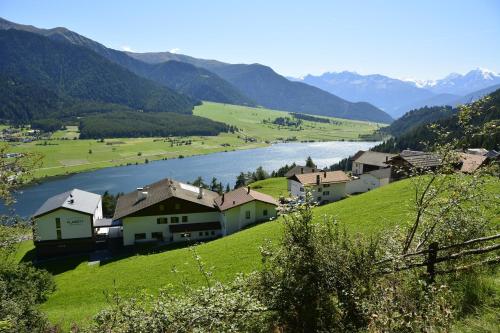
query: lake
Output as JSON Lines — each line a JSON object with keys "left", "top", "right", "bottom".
{"left": 4, "top": 141, "right": 378, "bottom": 216}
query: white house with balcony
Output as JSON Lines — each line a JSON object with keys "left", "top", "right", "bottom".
{"left": 287, "top": 170, "right": 351, "bottom": 204}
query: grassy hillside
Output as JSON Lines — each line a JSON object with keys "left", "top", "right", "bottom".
{"left": 6, "top": 102, "right": 381, "bottom": 179}
{"left": 193, "top": 102, "right": 383, "bottom": 141}
{"left": 15, "top": 176, "right": 499, "bottom": 329}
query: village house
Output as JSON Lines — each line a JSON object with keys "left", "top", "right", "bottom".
{"left": 32, "top": 189, "right": 103, "bottom": 257}
{"left": 351, "top": 150, "right": 396, "bottom": 176}
{"left": 346, "top": 167, "right": 391, "bottom": 194}
{"left": 112, "top": 178, "right": 278, "bottom": 246}
{"left": 284, "top": 165, "right": 317, "bottom": 190}
{"left": 287, "top": 170, "right": 350, "bottom": 204}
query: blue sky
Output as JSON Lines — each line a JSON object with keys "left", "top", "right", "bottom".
{"left": 1, "top": 0, "right": 499, "bottom": 79}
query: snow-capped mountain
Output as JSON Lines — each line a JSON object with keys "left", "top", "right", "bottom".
{"left": 295, "top": 69, "right": 500, "bottom": 118}
{"left": 417, "top": 68, "right": 500, "bottom": 95}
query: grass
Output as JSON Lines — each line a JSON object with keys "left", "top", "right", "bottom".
{"left": 4, "top": 102, "right": 382, "bottom": 180}
{"left": 14, "top": 175, "right": 498, "bottom": 329}
{"left": 249, "top": 177, "right": 288, "bottom": 199}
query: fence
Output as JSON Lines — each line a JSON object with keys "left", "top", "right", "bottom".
{"left": 376, "top": 233, "right": 500, "bottom": 283}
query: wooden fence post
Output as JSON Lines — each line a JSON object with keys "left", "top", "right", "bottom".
{"left": 426, "top": 242, "right": 439, "bottom": 284}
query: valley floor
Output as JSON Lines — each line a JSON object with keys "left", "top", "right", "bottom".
{"left": 4, "top": 102, "right": 382, "bottom": 180}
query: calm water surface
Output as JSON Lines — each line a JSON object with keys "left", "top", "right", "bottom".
{"left": 5, "top": 141, "right": 378, "bottom": 216}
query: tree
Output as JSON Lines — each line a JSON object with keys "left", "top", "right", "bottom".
{"left": 235, "top": 172, "right": 247, "bottom": 189}
{"left": 305, "top": 156, "right": 315, "bottom": 168}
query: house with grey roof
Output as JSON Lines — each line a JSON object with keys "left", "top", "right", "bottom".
{"left": 351, "top": 150, "right": 396, "bottom": 176}
{"left": 32, "top": 189, "right": 103, "bottom": 257}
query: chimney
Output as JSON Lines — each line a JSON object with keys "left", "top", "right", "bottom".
{"left": 247, "top": 186, "right": 251, "bottom": 194}
{"left": 323, "top": 170, "right": 327, "bottom": 178}
{"left": 300, "top": 167, "right": 303, "bottom": 174}
{"left": 312, "top": 168, "right": 315, "bottom": 173}
{"left": 316, "top": 174, "right": 320, "bottom": 185}
{"left": 137, "top": 188, "right": 147, "bottom": 201}
{"left": 198, "top": 186, "right": 203, "bottom": 199}
{"left": 386, "top": 156, "right": 388, "bottom": 162}
{"left": 221, "top": 193, "right": 225, "bottom": 203}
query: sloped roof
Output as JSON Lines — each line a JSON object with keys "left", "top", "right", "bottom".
{"left": 366, "top": 167, "right": 391, "bottom": 180}
{"left": 215, "top": 187, "right": 278, "bottom": 211}
{"left": 352, "top": 151, "right": 396, "bottom": 167}
{"left": 290, "top": 170, "right": 350, "bottom": 185}
{"left": 33, "top": 189, "right": 101, "bottom": 218}
{"left": 284, "top": 165, "right": 318, "bottom": 178}
{"left": 392, "top": 151, "right": 442, "bottom": 169}
{"left": 459, "top": 153, "right": 487, "bottom": 173}
{"left": 113, "top": 178, "right": 219, "bottom": 220}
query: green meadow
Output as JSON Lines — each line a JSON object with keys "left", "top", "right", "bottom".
{"left": 5, "top": 102, "right": 382, "bottom": 180}
{"left": 14, "top": 176, "right": 499, "bottom": 330}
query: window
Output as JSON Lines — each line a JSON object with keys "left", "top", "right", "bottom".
{"left": 180, "top": 232, "right": 191, "bottom": 238}
{"left": 245, "top": 211, "right": 251, "bottom": 219}
{"left": 323, "top": 184, "right": 330, "bottom": 188}
{"left": 56, "top": 229, "right": 62, "bottom": 240}
{"left": 55, "top": 218, "right": 61, "bottom": 228}
{"left": 317, "top": 196, "right": 322, "bottom": 202}
{"left": 211, "top": 231, "right": 215, "bottom": 236}
{"left": 157, "top": 217, "right": 168, "bottom": 224}
{"left": 171, "top": 216, "right": 179, "bottom": 224}
{"left": 205, "top": 231, "right": 209, "bottom": 236}
{"left": 175, "top": 203, "right": 181, "bottom": 210}
{"left": 263, "top": 209, "right": 268, "bottom": 216}
{"left": 152, "top": 232, "right": 163, "bottom": 240}
{"left": 299, "top": 187, "right": 304, "bottom": 192}
{"left": 159, "top": 204, "right": 165, "bottom": 211}
{"left": 323, "top": 191, "right": 330, "bottom": 195}
{"left": 317, "top": 187, "right": 322, "bottom": 192}
{"left": 182, "top": 216, "right": 188, "bottom": 223}
{"left": 199, "top": 232, "right": 203, "bottom": 236}
{"left": 134, "top": 233, "right": 146, "bottom": 240}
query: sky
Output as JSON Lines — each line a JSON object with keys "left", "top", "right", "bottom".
{"left": 1, "top": 0, "right": 499, "bottom": 80}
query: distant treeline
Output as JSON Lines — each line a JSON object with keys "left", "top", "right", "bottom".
{"left": 79, "top": 111, "right": 236, "bottom": 139}
{"left": 291, "top": 112, "right": 334, "bottom": 124}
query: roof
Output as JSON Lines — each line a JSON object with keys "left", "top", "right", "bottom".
{"left": 170, "top": 222, "right": 221, "bottom": 233}
{"left": 33, "top": 189, "right": 101, "bottom": 218}
{"left": 289, "top": 170, "right": 351, "bottom": 185}
{"left": 215, "top": 187, "right": 278, "bottom": 211}
{"left": 284, "top": 165, "right": 318, "bottom": 178}
{"left": 93, "top": 218, "right": 122, "bottom": 228}
{"left": 391, "top": 151, "right": 442, "bottom": 169}
{"left": 113, "top": 178, "right": 219, "bottom": 220}
{"left": 459, "top": 153, "right": 487, "bottom": 173}
{"left": 485, "top": 150, "right": 499, "bottom": 160}
{"left": 352, "top": 151, "right": 396, "bottom": 168}
{"left": 466, "top": 148, "right": 489, "bottom": 156}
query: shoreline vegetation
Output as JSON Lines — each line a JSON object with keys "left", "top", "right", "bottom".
{"left": 5, "top": 102, "right": 385, "bottom": 181}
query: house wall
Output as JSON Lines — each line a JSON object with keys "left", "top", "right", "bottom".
{"left": 93, "top": 200, "right": 103, "bottom": 222}
{"left": 289, "top": 180, "right": 305, "bottom": 198}
{"left": 34, "top": 208, "right": 92, "bottom": 241}
{"left": 308, "top": 183, "right": 347, "bottom": 203}
{"left": 346, "top": 174, "right": 380, "bottom": 194}
{"left": 221, "top": 201, "right": 277, "bottom": 235}
{"left": 122, "top": 212, "right": 220, "bottom": 246}
{"left": 352, "top": 161, "right": 363, "bottom": 175}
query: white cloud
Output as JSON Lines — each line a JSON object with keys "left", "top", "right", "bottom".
{"left": 121, "top": 45, "right": 134, "bottom": 52}
{"left": 170, "top": 48, "right": 181, "bottom": 54}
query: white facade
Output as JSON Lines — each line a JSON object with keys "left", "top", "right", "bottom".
{"left": 289, "top": 179, "right": 347, "bottom": 203}
{"left": 122, "top": 211, "right": 221, "bottom": 246}
{"left": 220, "top": 201, "right": 277, "bottom": 235}
{"left": 352, "top": 161, "right": 364, "bottom": 176}
{"left": 34, "top": 208, "right": 93, "bottom": 241}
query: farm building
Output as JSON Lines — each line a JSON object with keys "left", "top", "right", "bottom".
{"left": 32, "top": 189, "right": 104, "bottom": 257}
{"left": 287, "top": 170, "right": 350, "bottom": 204}
{"left": 346, "top": 168, "right": 391, "bottom": 194}
{"left": 351, "top": 150, "right": 396, "bottom": 176}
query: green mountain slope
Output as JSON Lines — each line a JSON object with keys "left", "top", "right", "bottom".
{"left": 0, "top": 29, "right": 196, "bottom": 116}
{"left": 373, "top": 88, "right": 500, "bottom": 152}
{"left": 0, "top": 17, "right": 254, "bottom": 107}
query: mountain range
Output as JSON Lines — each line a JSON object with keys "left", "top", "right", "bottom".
{"left": 295, "top": 69, "right": 500, "bottom": 118}
{"left": 0, "top": 17, "right": 392, "bottom": 123}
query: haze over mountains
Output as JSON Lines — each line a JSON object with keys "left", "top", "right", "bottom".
{"left": 294, "top": 69, "right": 500, "bottom": 118}
{"left": 0, "top": 17, "right": 392, "bottom": 123}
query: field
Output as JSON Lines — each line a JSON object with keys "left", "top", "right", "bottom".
{"left": 4, "top": 102, "right": 382, "bottom": 179}
{"left": 14, "top": 176, "right": 500, "bottom": 329}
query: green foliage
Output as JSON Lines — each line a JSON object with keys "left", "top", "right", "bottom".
{"left": 305, "top": 156, "right": 315, "bottom": 167}
{"left": 269, "top": 116, "right": 302, "bottom": 127}
{"left": 78, "top": 111, "right": 233, "bottom": 139}
{"left": 0, "top": 29, "right": 196, "bottom": 120}
{"left": 291, "top": 112, "right": 333, "bottom": 124}
{"left": 102, "top": 191, "right": 123, "bottom": 218}
{"left": 30, "top": 118, "right": 63, "bottom": 132}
